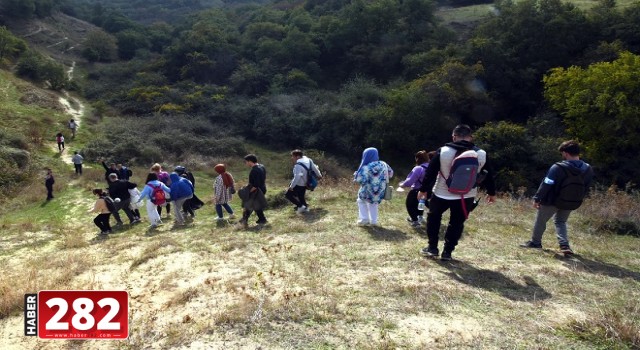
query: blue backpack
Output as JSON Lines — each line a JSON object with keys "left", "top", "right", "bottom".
{"left": 297, "top": 161, "right": 319, "bottom": 191}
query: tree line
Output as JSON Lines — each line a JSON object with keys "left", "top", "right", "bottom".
{"left": 3, "top": 0, "right": 640, "bottom": 190}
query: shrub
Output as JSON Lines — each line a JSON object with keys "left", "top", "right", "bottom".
{"left": 579, "top": 186, "right": 640, "bottom": 236}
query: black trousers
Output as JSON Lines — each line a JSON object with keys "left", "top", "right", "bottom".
{"left": 405, "top": 189, "right": 425, "bottom": 221}
{"left": 242, "top": 209, "right": 266, "bottom": 222}
{"left": 94, "top": 213, "right": 112, "bottom": 232}
{"left": 112, "top": 198, "right": 135, "bottom": 224}
{"left": 285, "top": 186, "right": 308, "bottom": 208}
{"left": 74, "top": 163, "right": 83, "bottom": 174}
{"left": 46, "top": 183, "right": 54, "bottom": 200}
{"left": 426, "top": 195, "right": 475, "bottom": 253}
{"left": 157, "top": 202, "right": 171, "bottom": 215}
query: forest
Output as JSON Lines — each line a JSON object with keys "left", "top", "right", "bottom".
{"left": 1, "top": 0, "right": 640, "bottom": 191}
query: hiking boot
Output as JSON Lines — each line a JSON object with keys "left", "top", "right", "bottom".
{"left": 420, "top": 247, "right": 439, "bottom": 257}
{"left": 520, "top": 240, "right": 542, "bottom": 249}
{"left": 440, "top": 251, "right": 453, "bottom": 261}
{"left": 560, "top": 245, "right": 574, "bottom": 255}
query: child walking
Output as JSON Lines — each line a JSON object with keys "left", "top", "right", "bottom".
{"left": 89, "top": 189, "right": 112, "bottom": 235}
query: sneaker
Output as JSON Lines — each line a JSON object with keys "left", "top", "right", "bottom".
{"left": 98, "top": 231, "right": 108, "bottom": 236}
{"left": 256, "top": 219, "right": 268, "bottom": 225}
{"left": 560, "top": 245, "right": 574, "bottom": 255}
{"left": 440, "top": 251, "right": 453, "bottom": 261}
{"left": 296, "top": 206, "right": 306, "bottom": 214}
{"left": 228, "top": 214, "right": 236, "bottom": 219}
{"left": 237, "top": 219, "right": 248, "bottom": 228}
{"left": 131, "top": 218, "right": 141, "bottom": 224}
{"left": 420, "top": 247, "right": 439, "bottom": 257}
{"left": 357, "top": 220, "right": 369, "bottom": 226}
{"left": 409, "top": 220, "right": 420, "bottom": 228}
{"left": 215, "top": 217, "right": 225, "bottom": 221}
{"left": 520, "top": 241, "right": 542, "bottom": 249}
{"left": 115, "top": 221, "right": 124, "bottom": 227}
{"left": 406, "top": 217, "right": 414, "bottom": 223}
{"left": 417, "top": 216, "right": 425, "bottom": 224}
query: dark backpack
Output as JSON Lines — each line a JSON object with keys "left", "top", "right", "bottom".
{"left": 126, "top": 168, "right": 133, "bottom": 178}
{"left": 444, "top": 148, "right": 480, "bottom": 195}
{"left": 553, "top": 162, "right": 588, "bottom": 210}
{"left": 148, "top": 184, "right": 167, "bottom": 206}
{"left": 297, "top": 161, "right": 319, "bottom": 191}
{"left": 103, "top": 196, "right": 117, "bottom": 213}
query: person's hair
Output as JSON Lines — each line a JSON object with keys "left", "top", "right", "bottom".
{"left": 74, "top": 151, "right": 78, "bottom": 154}
{"left": 145, "top": 172, "right": 158, "bottom": 183}
{"left": 109, "top": 163, "right": 116, "bottom": 167}
{"left": 150, "top": 163, "right": 161, "bottom": 172}
{"left": 244, "top": 154, "right": 258, "bottom": 163}
{"left": 414, "top": 150, "right": 429, "bottom": 165}
{"left": 291, "top": 149, "right": 303, "bottom": 157}
{"left": 427, "top": 151, "right": 437, "bottom": 161}
{"left": 452, "top": 124, "right": 473, "bottom": 137}
{"left": 108, "top": 173, "right": 118, "bottom": 180}
{"left": 558, "top": 140, "right": 581, "bottom": 156}
{"left": 92, "top": 188, "right": 104, "bottom": 196}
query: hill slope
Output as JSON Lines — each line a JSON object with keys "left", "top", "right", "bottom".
{"left": 0, "top": 168, "right": 639, "bottom": 348}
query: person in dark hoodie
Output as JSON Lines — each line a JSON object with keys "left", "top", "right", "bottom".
{"left": 520, "top": 140, "right": 593, "bottom": 255}
{"left": 107, "top": 173, "right": 139, "bottom": 226}
{"left": 168, "top": 172, "right": 194, "bottom": 226}
{"left": 417, "top": 124, "right": 497, "bottom": 261}
{"left": 239, "top": 154, "right": 267, "bottom": 227}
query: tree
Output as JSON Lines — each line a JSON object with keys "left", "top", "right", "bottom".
{"left": 82, "top": 30, "right": 118, "bottom": 62}
{"left": 544, "top": 51, "right": 640, "bottom": 186}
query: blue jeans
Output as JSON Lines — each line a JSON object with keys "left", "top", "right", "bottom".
{"left": 531, "top": 205, "right": 573, "bottom": 247}
{"left": 215, "top": 203, "right": 233, "bottom": 218}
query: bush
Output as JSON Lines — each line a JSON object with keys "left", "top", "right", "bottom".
{"left": 579, "top": 186, "right": 640, "bottom": 236}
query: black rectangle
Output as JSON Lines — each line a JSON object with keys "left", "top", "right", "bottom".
{"left": 24, "top": 294, "right": 37, "bottom": 336}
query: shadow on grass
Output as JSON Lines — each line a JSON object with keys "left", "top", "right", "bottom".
{"left": 439, "top": 260, "right": 552, "bottom": 302}
{"left": 555, "top": 254, "right": 640, "bottom": 282}
{"left": 362, "top": 226, "right": 411, "bottom": 242}
{"left": 302, "top": 207, "right": 329, "bottom": 223}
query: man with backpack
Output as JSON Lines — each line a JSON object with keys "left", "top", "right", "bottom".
{"left": 418, "top": 124, "right": 496, "bottom": 261}
{"left": 520, "top": 140, "right": 593, "bottom": 255}
{"left": 286, "top": 149, "right": 322, "bottom": 214}
{"left": 101, "top": 159, "right": 119, "bottom": 184}
{"left": 239, "top": 154, "right": 268, "bottom": 227}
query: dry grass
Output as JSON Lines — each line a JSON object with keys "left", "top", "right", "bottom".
{"left": 1, "top": 169, "right": 640, "bottom": 349}
{"left": 579, "top": 186, "right": 640, "bottom": 236}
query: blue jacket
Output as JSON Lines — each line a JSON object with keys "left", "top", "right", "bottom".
{"left": 169, "top": 173, "right": 194, "bottom": 200}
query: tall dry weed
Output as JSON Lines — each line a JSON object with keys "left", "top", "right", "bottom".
{"left": 579, "top": 186, "right": 640, "bottom": 236}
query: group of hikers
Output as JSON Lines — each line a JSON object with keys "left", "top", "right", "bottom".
{"left": 50, "top": 124, "right": 594, "bottom": 260}
{"left": 84, "top": 150, "right": 321, "bottom": 235}
{"left": 353, "top": 124, "right": 592, "bottom": 260}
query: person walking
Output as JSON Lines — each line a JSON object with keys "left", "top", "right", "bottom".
{"left": 286, "top": 149, "right": 322, "bottom": 214}
{"left": 68, "top": 119, "right": 77, "bottom": 138}
{"left": 354, "top": 147, "right": 394, "bottom": 226}
{"left": 71, "top": 151, "right": 84, "bottom": 175}
{"left": 107, "top": 173, "right": 139, "bottom": 226}
{"left": 137, "top": 172, "right": 170, "bottom": 228}
{"left": 151, "top": 163, "right": 172, "bottom": 218}
{"left": 399, "top": 150, "right": 434, "bottom": 227}
{"left": 520, "top": 140, "right": 593, "bottom": 255}
{"left": 117, "top": 163, "right": 132, "bottom": 181}
{"left": 213, "top": 164, "right": 235, "bottom": 221}
{"left": 56, "top": 133, "right": 65, "bottom": 151}
{"left": 418, "top": 124, "right": 496, "bottom": 261}
{"left": 168, "top": 172, "right": 194, "bottom": 226}
{"left": 45, "top": 168, "right": 55, "bottom": 200}
{"left": 101, "top": 159, "right": 119, "bottom": 183}
{"left": 89, "top": 189, "right": 112, "bottom": 235}
{"left": 239, "top": 154, "right": 267, "bottom": 226}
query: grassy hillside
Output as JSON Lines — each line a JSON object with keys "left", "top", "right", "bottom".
{"left": 0, "top": 160, "right": 639, "bottom": 348}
